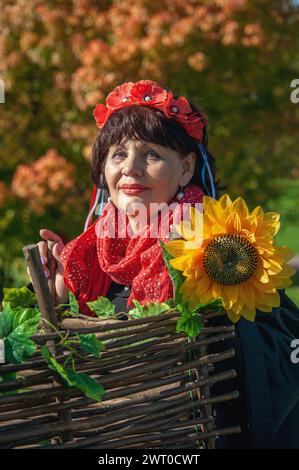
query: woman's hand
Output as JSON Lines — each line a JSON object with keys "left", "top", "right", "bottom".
{"left": 26, "top": 229, "right": 69, "bottom": 305}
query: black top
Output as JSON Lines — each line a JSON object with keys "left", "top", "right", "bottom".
{"left": 105, "top": 280, "right": 131, "bottom": 314}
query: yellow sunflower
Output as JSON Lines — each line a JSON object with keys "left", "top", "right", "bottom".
{"left": 164, "top": 194, "right": 295, "bottom": 323}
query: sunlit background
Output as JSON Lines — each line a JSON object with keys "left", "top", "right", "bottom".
{"left": 0, "top": 0, "right": 298, "bottom": 304}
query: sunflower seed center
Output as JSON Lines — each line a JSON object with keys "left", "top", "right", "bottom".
{"left": 203, "top": 234, "right": 258, "bottom": 286}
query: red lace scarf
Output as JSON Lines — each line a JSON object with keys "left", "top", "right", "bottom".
{"left": 61, "top": 184, "right": 203, "bottom": 316}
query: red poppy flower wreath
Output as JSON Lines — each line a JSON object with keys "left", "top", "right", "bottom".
{"left": 93, "top": 80, "right": 206, "bottom": 143}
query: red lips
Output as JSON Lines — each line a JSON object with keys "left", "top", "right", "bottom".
{"left": 119, "top": 184, "right": 150, "bottom": 195}
{"left": 120, "top": 184, "right": 149, "bottom": 189}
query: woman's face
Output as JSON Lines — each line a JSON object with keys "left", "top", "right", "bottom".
{"left": 104, "top": 138, "right": 196, "bottom": 214}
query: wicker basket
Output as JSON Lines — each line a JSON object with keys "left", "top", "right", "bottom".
{"left": 0, "top": 245, "right": 241, "bottom": 449}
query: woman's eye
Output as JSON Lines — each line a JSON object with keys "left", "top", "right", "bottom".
{"left": 112, "top": 151, "right": 160, "bottom": 160}
{"left": 112, "top": 151, "right": 126, "bottom": 159}
{"left": 145, "top": 151, "right": 160, "bottom": 160}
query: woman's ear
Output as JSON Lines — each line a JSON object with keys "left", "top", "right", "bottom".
{"left": 179, "top": 152, "right": 196, "bottom": 186}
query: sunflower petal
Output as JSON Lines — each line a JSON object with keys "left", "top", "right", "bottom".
{"left": 170, "top": 255, "right": 191, "bottom": 271}
{"left": 164, "top": 240, "right": 187, "bottom": 257}
{"left": 175, "top": 220, "right": 196, "bottom": 241}
{"left": 227, "top": 310, "right": 242, "bottom": 323}
{"left": 241, "top": 305, "right": 256, "bottom": 322}
{"left": 232, "top": 197, "right": 249, "bottom": 218}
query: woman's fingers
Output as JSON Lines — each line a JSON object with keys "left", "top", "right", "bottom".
{"left": 37, "top": 241, "right": 49, "bottom": 264}
{"left": 39, "top": 229, "right": 63, "bottom": 245}
{"left": 52, "top": 241, "right": 65, "bottom": 274}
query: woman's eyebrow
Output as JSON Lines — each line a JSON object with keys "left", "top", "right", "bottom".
{"left": 112, "top": 142, "right": 153, "bottom": 150}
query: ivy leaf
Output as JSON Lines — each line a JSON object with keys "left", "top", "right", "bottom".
{"left": 78, "top": 334, "right": 105, "bottom": 358}
{"left": 192, "top": 297, "right": 223, "bottom": 313}
{"left": 0, "top": 372, "right": 16, "bottom": 383}
{"left": 86, "top": 297, "right": 115, "bottom": 318}
{"left": 128, "top": 300, "right": 170, "bottom": 319}
{"left": 128, "top": 309, "right": 142, "bottom": 319}
{"left": 146, "top": 302, "right": 171, "bottom": 316}
{"left": 159, "top": 240, "right": 184, "bottom": 304}
{"left": 176, "top": 304, "right": 204, "bottom": 338}
{"left": 41, "top": 345, "right": 73, "bottom": 385}
{"left": 0, "top": 303, "right": 14, "bottom": 338}
{"left": 41, "top": 346, "right": 106, "bottom": 402}
{"left": 132, "top": 299, "right": 143, "bottom": 312}
{"left": 3, "top": 286, "right": 37, "bottom": 309}
{"left": 165, "top": 298, "right": 177, "bottom": 309}
{"left": 0, "top": 302, "right": 39, "bottom": 364}
{"left": 0, "top": 372, "right": 17, "bottom": 397}
{"left": 68, "top": 291, "right": 79, "bottom": 315}
{"left": 11, "top": 307, "right": 41, "bottom": 336}
{"left": 4, "top": 331, "right": 37, "bottom": 364}
{"left": 127, "top": 299, "right": 144, "bottom": 318}
{"left": 66, "top": 370, "right": 106, "bottom": 402}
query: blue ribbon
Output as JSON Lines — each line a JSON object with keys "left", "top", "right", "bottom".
{"left": 199, "top": 143, "right": 216, "bottom": 199}
{"left": 95, "top": 187, "right": 105, "bottom": 216}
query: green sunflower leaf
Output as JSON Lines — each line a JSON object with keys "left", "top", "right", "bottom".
{"left": 159, "top": 240, "right": 184, "bottom": 304}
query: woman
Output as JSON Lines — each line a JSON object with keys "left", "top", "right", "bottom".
{"left": 27, "top": 80, "right": 299, "bottom": 449}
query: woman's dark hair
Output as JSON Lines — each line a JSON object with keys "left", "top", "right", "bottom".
{"left": 91, "top": 98, "right": 221, "bottom": 198}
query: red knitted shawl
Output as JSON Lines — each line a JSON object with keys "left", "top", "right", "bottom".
{"left": 61, "top": 184, "right": 203, "bottom": 316}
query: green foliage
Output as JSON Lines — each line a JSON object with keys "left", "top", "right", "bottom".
{"left": 128, "top": 299, "right": 171, "bottom": 319}
{"left": 4, "top": 330, "right": 37, "bottom": 364}
{"left": 176, "top": 306, "right": 205, "bottom": 339}
{"left": 68, "top": 291, "right": 79, "bottom": 315}
{"left": 86, "top": 296, "right": 116, "bottom": 318}
{"left": 175, "top": 298, "right": 222, "bottom": 338}
{"left": 41, "top": 345, "right": 106, "bottom": 402}
{"left": 0, "top": 295, "right": 40, "bottom": 364}
{"left": 191, "top": 298, "right": 223, "bottom": 314}
{"left": 77, "top": 334, "right": 105, "bottom": 358}
{"left": 3, "top": 286, "right": 37, "bottom": 309}
{"left": 159, "top": 240, "right": 184, "bottom": 303}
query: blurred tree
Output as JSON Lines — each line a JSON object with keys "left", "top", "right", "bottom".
{"left": 0, "top": 0, "right": 299, "bottom": 290}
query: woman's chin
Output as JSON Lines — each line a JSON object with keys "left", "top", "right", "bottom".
{"left": 119, "top": 194, "right": 151, "bottom": 211}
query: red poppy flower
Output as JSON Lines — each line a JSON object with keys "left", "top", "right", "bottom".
{"left": 183, "top": 115, "right": 205, "bottom": 141}
{"left": 164, "top": 92, "right": 193, "bottom": 119}
{"left": 130, "top": 80, "right": 167, "bottom": 107}
{"left": 93, "top": 103, "right": 111, "bottom": 128}
{"left": 106, "top": 82, "right": 134, "bottom": 109}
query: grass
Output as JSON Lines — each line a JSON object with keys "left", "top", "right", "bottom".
{"left": 286, "top": 286, "right": 299, "bottom": 308}
{"left": 268, "top": 178, "right": 299, "bottom": 252}
{"left": 268, "top": 178, "right": 299, "bottom": 306}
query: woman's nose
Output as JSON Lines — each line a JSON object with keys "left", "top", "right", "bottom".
{"left": 121, "top": 155, "right": 143, "bottom": 176}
